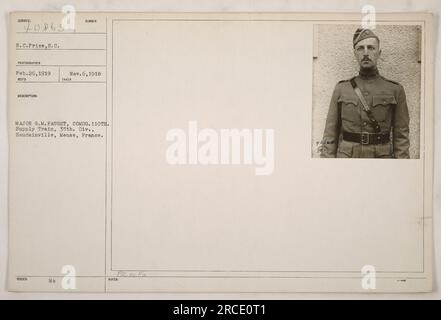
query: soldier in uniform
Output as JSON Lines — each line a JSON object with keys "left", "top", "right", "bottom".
{"left": 320, "top": 28, "right": 410, "bottom": 158}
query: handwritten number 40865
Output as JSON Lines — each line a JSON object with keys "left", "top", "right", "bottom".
{"left": 24, "top": 21, "right": 65, "bottom": 33}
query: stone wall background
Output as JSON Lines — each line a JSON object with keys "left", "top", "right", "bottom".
{"left": 312, "top": 24, "right": 421, "bottom": 158}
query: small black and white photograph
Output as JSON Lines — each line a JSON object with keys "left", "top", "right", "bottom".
{"left": 312, "top": 24, "right": 422, "bottom": 159}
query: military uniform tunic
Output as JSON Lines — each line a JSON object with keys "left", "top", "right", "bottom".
{"left": 320, "top": 72, "right": 410, "bottom": 158}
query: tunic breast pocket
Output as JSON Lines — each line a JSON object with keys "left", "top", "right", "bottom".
{"left": 338, "top": 96, "right": 359, "bottom": 123}
{"left": 372, "top": 95, "right": 396, "bottom": 122}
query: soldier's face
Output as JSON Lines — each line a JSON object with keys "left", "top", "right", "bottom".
{"left": 354, "top": 38, "right": 381, "bottom": 69}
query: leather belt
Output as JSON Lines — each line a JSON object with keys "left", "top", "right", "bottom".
{"left": 343, "top": 131, "right": 390, "bottom": 145}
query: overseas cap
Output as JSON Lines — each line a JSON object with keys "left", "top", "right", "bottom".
{"left": 353, "top": 28, "right": 379, "bottom": 48}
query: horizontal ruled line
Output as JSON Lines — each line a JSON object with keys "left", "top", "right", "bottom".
{"left": 16, "top": 81, "right": 106, "bottom": 84}
{"left": 16, "top": 48, "right": 105, "bottom": 51}
{"left": 16, "top": 32, "right": 106, "bottom": 34}
{"left": 16, "top": 65, "right": 106, "bottom": 67}
{"left": 15, "top": 275, "right": 428, "bottom": 279}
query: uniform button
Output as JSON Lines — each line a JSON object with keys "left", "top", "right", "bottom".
{"left": 363, "top": 122, "right": 367, "bottom": 126}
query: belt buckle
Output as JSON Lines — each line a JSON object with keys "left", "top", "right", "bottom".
{"left": 360, "top": 132, "right": 369, "bottom": 145}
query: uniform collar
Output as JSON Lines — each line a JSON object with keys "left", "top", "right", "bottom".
{"left": 358, "top": 67, "right": 380, "bottom": 80}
